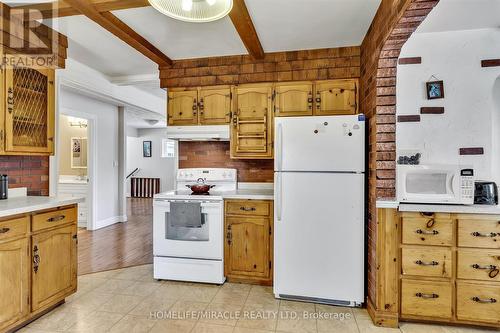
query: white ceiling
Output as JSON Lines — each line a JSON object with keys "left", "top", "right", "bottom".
{"left": 48, "top": 16, "right": 158, "bottom": 77}
{"left": 126, "top": 107, "right": 167, "bottom": 129}
{"left": 417, "top": 0, "right": 500, "bottom": 34}
{"left": 245, "top": 0, "right": 381, "bottom": 52}
{"left": 113, "top": 7, "right": 247, "bottom": 60}
{"left": 43, "top": 0, "right": 381, "bottom": 79}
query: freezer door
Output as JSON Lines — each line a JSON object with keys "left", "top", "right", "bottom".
{"left": 274, "top": 172, "right": 365, "bottom": 304}
{"left": 275, "top": 115, "right": 365, "bottom": 172}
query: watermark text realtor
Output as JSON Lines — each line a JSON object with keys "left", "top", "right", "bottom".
{"left": 1, "top": 5, "right": 61, "bottom": 68}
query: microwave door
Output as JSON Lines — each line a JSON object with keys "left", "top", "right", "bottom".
{"left": 403, "top": 170, "right": 458, "bottom": 203}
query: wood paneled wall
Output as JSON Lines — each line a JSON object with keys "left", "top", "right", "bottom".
{"left": 179, "top": 142, "right": 274, "bottom": 183}
{"left": 360, "top": 0, "right": 439, "bottom": 325}
{"left": 160, "top": 46, "right": 360, "bottom": 88}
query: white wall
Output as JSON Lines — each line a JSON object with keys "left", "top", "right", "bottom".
{"left": 60, "top": 88, "right": 121, "bottom": 228}
{"left": 397, "top": 28, "right": 500, "bottom": 184}
{"left": 126, "top": 128, "right": 177, "bottom": 195}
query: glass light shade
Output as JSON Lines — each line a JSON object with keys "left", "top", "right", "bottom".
{"left": 149, "top": 0, "right": 233, "bottom": 23}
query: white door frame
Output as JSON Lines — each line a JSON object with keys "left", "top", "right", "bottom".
{"left": 56, "top": 108, "right": 98, "bottom": 231}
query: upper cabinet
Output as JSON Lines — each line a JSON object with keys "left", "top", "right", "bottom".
{"left": 167, "top": 89, "right": 199, "bottom": 126}
{"left": 198, "top": 87, "right": 232, "bottom": 125}
{"left": 168, "top": 86, "right": 232, "bottom": 126}
{"left": 231, "top": 84, "right": 273, "bottom": 159}
{"left": 274, "top": 82, "right": 313, "bottom": 117}
{"left": 314, "top": 79, "right": 358, "bottom": 116}
{"left": 0, "top": 65, "right": 55, "bottom": 155}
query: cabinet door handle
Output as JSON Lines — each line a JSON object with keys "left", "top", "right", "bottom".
{"left": 415, "top": 292, "right": 439, "bottom": 299}
{"left": 226, "top": 225, "right": 232, "bottom": 245}
{"left": 472, "top": 296, "right": 497, "bottom": 304}
{"left": 416, "top": 229, "right": 439, "bottom": 235}
{"left": 0, "top": 227, "right": 10, "bottom": 234}
{"left": 240, "top": 207, "right": 256, "bottom": 212}
{"left": 472, "top": 264, "right": 497, "bottom": 270}
{"left": 33, "top": 245, "right": 40, "bottom": 273}
{"left": 471, "top": 232, "right": 498, "bottom": 237}
{"left": 7, "top": 87, "right": 14, "bottom": 114}
{"left": 47, "top": 215, "right": 65, "bottom": 222}
{"left": 415, "top": 260, "right": 439, "bottom": 266}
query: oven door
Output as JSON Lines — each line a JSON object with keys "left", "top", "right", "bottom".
{"left": 397, "top": 165, "right": 460, "bottom": 203}
{"left": 153, "top": 200, "right": 223, "bottom": 260}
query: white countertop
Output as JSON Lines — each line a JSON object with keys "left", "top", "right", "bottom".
{"left": 0, "top": 195, "right": 85, "bottom": 218}
{"left": 221, "top": 188, "right": 274, "bottom": 200}
{"left": 399, "top": 203, "right": 500, "bottom": 215}
{"left": 376, "top": 200, "right": 399, "bottom": 209}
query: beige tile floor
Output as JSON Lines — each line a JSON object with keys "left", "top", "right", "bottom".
{"left": 17, "top": 265, "right": 496, "bottom": 333}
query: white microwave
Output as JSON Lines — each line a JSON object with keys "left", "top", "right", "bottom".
{"left": 397, "top": 164, "right": 475, "bottom": 205}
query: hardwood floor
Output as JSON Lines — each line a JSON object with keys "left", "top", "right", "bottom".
{"left": 77, "top": 198, "right": 153, "bottom": 275}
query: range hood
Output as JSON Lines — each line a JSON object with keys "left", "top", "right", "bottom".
{"left": 166, "top": 125, "right": 230, "bottom": 141}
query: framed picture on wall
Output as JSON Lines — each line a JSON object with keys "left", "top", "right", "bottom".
{"left": 143, "top": 141, "right": 152, "bottom": 158}
{"left": 426, "top": 80, "right": 444, "bottom": 99}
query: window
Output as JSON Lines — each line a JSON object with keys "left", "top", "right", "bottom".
{"left": 161, "top": 139, "right": 175, "bottom": 158}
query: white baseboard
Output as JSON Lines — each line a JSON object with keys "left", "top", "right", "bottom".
{"left": 119, "top": 215, "right": 128, "bottom": 223}
{"left": 95, "top": 215, "right": 125, "bottom": 230}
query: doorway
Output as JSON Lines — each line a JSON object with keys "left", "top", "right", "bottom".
{"left": 57, "top": 113, "right": 95, "bottom": 230}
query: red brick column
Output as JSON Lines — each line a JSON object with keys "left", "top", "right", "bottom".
{"left": 360, "top": 0, "right": 439, "bottom": 325}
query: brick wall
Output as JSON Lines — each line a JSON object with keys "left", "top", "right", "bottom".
{"left": 179, "top": 141, "right": 274, "bottom": 183}
{"left": 160, "top": 46, "right": 360, "bottom": 88}
{"left": 360, "top": 0, "right": 439, "bottom": 314}
{"left": 0, "top": 156, "right": 49, "bottom": 196}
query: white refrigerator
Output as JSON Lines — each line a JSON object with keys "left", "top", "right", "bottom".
{"left": 274, "top": 115, "right": 365, "bottom": 307}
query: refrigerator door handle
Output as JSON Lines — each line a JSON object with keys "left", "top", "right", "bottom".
{"left": 277, "top": 172, "right": 282, "bottom": 221}
{"left": 277, "top": 123, "right": 283, "bottom": 171}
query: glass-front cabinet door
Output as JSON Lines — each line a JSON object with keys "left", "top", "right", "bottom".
{"left": 4, "top": 66, "right": 55, "bottom": 154}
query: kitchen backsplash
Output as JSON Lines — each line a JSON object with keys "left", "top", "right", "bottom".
{"left": 179, "top": 141, "right": 274, "bottom": 183}
{"left": 0, "top": 156, "right": 49, "bottom": 196}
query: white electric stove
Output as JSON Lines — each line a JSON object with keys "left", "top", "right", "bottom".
{"left": 153, "top": 168, "right": 237, "bottom": 284}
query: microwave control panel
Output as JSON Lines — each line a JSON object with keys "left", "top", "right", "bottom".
{"left": 460, "top": 169, "right": 475, "bottom": 199}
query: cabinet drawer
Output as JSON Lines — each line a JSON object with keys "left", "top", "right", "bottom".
{"left": 401, "top": 279, "right": 452, "bottom": 319}
{"left": 402, "top": 246, "right": 452, "bottom": 278}
{"left": 402, "top": 215, "right": 453, "bottom": 246}
{"left": 457, "top": 249, "right": 500, "bottom": 282}
{"left": 0, "top": 216, "right": 29, "bottom": 242}
{"left": 32, "top": 207, "right": 77, "bottom": 231}
{"left": 457, "top": 281, "right": 500, "bottom": 324}
{"left": 458, "top": 219, "right": 500, "bottom": 248}
{"left": 226, "top": 200, "right": 270, "bottom": 216}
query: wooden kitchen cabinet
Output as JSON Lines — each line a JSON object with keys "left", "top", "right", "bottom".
{"left": 274, "top": 82, "right": 313, "bottom": 117}
{"left": 31, "top": 223, "right": 77, "bottom": 312}
{"left": 231, "top": 84, "right": 274, "bottom": 159}
{"left": 388, "top": 211, "right": 500, "bottom": 329}
{"left": 168, "top": 86, "right": 232, "bottom": 126}
{"left": 0, "top": 205, "right": 77, "bottom": 332}
{"left": 314, "top": 79, "right": 358, "bottom": 116}
{"left": 224, "top": 199, "right": 273, "bottom": 285}
{"left": 0, "top": 64, "right": 55, "bottom": 155}
{"left": 0, "top": 236, "right": 30, "bottom": 332}
{"left": 198, "top": 86, "right": 232, "bottom": 124}
{"left": 167, "top": 89, "right": 199, "bottom": 126}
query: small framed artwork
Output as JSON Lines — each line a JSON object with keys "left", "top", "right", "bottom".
{"left": 426, "top": 80, "right": 444, "bottom": 99}
{"left": 143, "top": 141, "right": 152, "bottom": 157}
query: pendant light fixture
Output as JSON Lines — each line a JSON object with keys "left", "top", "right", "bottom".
{"left": 149, "top": 0, "right": 233, "bottom": 23}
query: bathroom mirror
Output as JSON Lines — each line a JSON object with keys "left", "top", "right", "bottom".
{"left": 71, "top": 137, "right": 88, "bottom": 169}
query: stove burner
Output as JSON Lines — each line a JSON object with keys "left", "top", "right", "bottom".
{"left": 191, "top": 192, "right": 210, "bottom": 196}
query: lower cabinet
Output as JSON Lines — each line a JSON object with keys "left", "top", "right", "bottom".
{"left": 397, "top": 212, "right": 500, "bottom": 328}
{"left": 31, "top": 224, "right": 77, "bottom": 311}
{"left": 0, "top": 237, "right": 30, "bottom": 332}
{"left": 0, "top": 206, "right": 77, "bottom": 332}
{"left": 224, "top": 199, "right": 273, "bottom": 285}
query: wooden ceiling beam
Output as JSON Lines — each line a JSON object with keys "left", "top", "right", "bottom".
{"left": 62, "top": 0, "right": 172, "bottom": 66}
{"left": 17, "top": 0, "right": 150, "bottom": 20}
{"left": 228, "top": 0, "right": 264, "bottom": 59}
